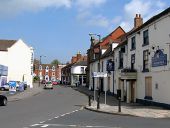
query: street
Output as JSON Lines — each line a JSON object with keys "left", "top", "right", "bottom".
{"left": 0, "top": 85, "right": 170, "bottom": 128}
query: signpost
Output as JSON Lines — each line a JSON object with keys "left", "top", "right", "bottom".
{"left": 92, "top": 72, "right": 108, "bottom": 106}
{"left": 9, "top": 81, "right": 17, "bottom": 94}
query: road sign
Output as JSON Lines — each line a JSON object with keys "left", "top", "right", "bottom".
{"left": 92, "top": 72, "right": 107, "bottom": 77}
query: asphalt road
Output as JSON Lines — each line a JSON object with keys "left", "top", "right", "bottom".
{"left": 0, "top": 85, "right": 170, "bottom": 128}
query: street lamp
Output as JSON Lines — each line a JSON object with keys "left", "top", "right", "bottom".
{"left": 89, "top": 33, "right": 101, "bottom": 109}
{"left": 39, "top": 55, "right": 46, "bottom": 87}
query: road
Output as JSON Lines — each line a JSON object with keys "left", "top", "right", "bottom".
{"left": 0, "top": 85, "right": 170, "bottom": 128}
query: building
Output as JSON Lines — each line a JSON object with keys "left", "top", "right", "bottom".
{"left": 61, "top": 52, "right": 87, "bottom": 86}
{"left": 0, "top": 39, "right": 34, "bottom": 88}
{"left": 87, "top": 26, "right": 125, "bottom": 91}
{"left": 34, "top": 62, "right": 65, "bottom": 82}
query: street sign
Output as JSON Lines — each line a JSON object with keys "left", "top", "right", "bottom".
{"left": 92, "top": 72, "right": 107, "bottom": 77}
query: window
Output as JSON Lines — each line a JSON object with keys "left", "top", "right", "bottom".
{"left": 81, "top": 67, "right": 85, "bottom": 73}
{"left": 52, "top": 66, "right": 55, "bottom": 71}
{"left": 143, "top": 50, "right": 149, "bottom": 72}
{"left": 119, "top": 51, "right": 123, "bottom": 69}
{"left": 131, "top": 36, "right": 136, "bottom": 50}
{"left": 98, "top": 62, "right": 100, "bottom": 72}
{"left": 39, "top": 65, "right": 42, "bottom": 70}
{"left": 101, "top": 61, "right": 104, "bottom": 72}
{"left": 131, "top": 54, "right": 135, "bottom": 70}
{"left": 52, "top": 72, "right": 55, "bottom": 76}
{"left": 143, "top": 30, "right": 149, "bottom": 46}
{"left": 46, "top": 66, "right": 49, "bottom": 71}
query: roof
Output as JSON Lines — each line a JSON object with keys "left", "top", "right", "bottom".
{"left": 73, "top": 61, "right": 87, "bottom": 66}
{"left": 128, "top": 7, "right": 170, "bottom": 36}
{"left": 0, "top": 40, "right": 17, "bottom": 51}
{"left": 100, "top": 46, "right": 113, "bottom": 59}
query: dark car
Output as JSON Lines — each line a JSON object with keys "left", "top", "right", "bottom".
{"left": 0, "top": 95, "right": 7, "bottom": 106}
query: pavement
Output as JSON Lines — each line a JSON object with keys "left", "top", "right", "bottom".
{"left": 73, "top": 85, "right": 170, "bottom": 118}
{"left": 7, "top": 83, "right": 43, "bottom": 102}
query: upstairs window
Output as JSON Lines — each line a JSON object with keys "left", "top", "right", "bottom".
{"left": 131, "top": 36, "right": 136, "bottom": 50}
{"left": 46, "top": 66, "right": 49, "bottom": 71}
{"left": 143, "top": 29, "right": 149, "bottom": 46}
{"left": 131, "top": 54, "right": 135, "bottom": 70}
{"left": 143, "top": 50, "right": 149, "bottom": 72}
{"left": 39, "top": 65, "right": 42, "bottom": 70}
{"left": 81, "top": 67, "right": 85, "bottom": 73}
{"left": 52, "top": 66, "right": 55, "bottom": 71}
{"left": 119, "top": 51, "right": 123, "bottom": 69}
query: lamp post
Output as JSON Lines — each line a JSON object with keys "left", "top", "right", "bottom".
{"left": 39, "top": 55, "right": 46, "bottom": 87}
{"left": 89, "top": 33, "right": 101, "bottom": 109}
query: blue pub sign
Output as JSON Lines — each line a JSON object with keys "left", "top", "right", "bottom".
{"left": 152, "top": 49, "right": 167, "bottom": 67}
{"left": 106, "top": 59, "right": 114, "bottom": 72}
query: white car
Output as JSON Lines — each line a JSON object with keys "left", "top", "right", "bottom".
{"left": 44, "top": 81, "right": 53, "bottom": 89}
{"left": 0, "top": 83, "right": 9, "bottom": 91}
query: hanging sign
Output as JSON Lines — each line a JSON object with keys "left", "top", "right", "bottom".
{"left": 152, "top": 49, "right": 167, "bottom": 67}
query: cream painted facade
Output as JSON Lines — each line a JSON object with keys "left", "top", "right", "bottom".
{"left": 0, "top": 39, "right": 34, "bottom": 88}
{"left": 126, "top": 11, "right": 170, "bottom": 104}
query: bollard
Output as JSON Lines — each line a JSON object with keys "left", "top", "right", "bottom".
{"left": 118, "top": 97, "right": 121, "bottom": 112}
{"left": 88, "top": 95, "right": 91, "bottom": 106}
{"left": 97, "top": 90, "right": 100, "bottom": 109}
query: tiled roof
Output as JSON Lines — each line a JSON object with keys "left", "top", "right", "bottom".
{"left": 73, "top": 61, "right": 87, "bottom": 66}
{"left": 0, "top": 40, "right": 17, "bottom": 51}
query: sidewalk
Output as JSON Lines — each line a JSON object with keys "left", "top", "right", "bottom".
{"left": 7, "top": 83, "right": 43, "bottom": 102}
{"left": 73, "top": 85, "right": 170, "bottom": 118}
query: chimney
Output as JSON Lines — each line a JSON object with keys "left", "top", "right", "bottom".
{"left": 77, "top": 51, "right": 82, "bottom": 61}
{"left": 134, "top": 14, "right": 143, "bottom": 28}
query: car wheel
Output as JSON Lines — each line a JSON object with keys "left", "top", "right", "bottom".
{"left": 1, "top": 98, "right": 7, "bottom": 106}
{"left": 1, "top": 87, "right": 5, "bottom": 91}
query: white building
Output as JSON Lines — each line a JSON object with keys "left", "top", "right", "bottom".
{"left": 0, "top": 39, "right": 34, "bottom": 88}
{"left": 71, "top": 61, "right": 87, "bottom": 86}
{"left": 114, "top": 7, "right": 170, "bottom": 108}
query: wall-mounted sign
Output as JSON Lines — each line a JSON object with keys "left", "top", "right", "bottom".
{"left": 152, "top": 49, "right": 167, "bottom": 67}
{"left": 106, "top": 60, "right": 114, "bottom": 71}
{"left": 92, "top": 72, "right": 107, "bottom": 77}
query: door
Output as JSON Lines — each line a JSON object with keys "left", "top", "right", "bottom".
{"left": 100, "top": 78, "right": 104, "bottom": 92}
{"left": 145, "top": 77, "right": 152, "bottom": 99}
{"left": 130, "top": 81, "right": 135, "bottom": 102}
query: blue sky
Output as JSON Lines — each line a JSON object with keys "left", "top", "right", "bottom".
{"left": 0, "top": 0, "right": 169, "bottom": 64}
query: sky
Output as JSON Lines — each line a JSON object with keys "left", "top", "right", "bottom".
{"left": 0, "top": 0, "right": 170, "bottom": 64}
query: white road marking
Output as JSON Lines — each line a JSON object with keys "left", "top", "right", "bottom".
{"left": 40, "top": 121, "right": 46, "bottom": 123}
{"left": 31, "top": 124, "right": 40, "bottom": 127}
{"left": 35, "top": 123, "right": 121, "bottom": 128}
{"left": 41, "top": 124, "right": 49, "bottom": 127}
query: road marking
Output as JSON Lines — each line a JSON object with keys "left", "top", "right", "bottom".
{"left": 33, "top": 123, "right": 121, "bottom": 128}
{"left": 40, "top": 121, "right": 46, "bottom": 123}
{"left": 31, "top": 124, "right": 40, "bottom": 127}
{"left": 41, "top": 124, "right": 49, "bottom": 127}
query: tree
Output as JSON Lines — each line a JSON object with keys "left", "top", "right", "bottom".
{"left": 51, "top": 59, "right": 61, "bottom": 65}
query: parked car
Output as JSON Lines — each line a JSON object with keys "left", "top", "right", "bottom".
{"left": 52, "top": 81, "right": 58, "bottom": 85}
{"left": 0, "top": 83, "right": 9, "bottom": 91}
{"left": 0, "top": 95, "right": 7, "bottom": 106}
{"left": 44, "top": 81, "right": 53, "bottom": 89}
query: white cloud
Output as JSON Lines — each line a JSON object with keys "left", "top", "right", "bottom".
{"left": 0, "top": 0, "right": 72, "bottom": 16}
{"left": 87, "top": 15, "right": 109, "bottom": 27}
{"left": 120, "top": 0, "right": 167, "bottom": 31}
{"left": 75, "top": 0, "right": 106, "bottom": 10}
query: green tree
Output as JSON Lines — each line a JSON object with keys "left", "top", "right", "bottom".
{"left": 51, "top": 59, "right": 61, "bottom": 65}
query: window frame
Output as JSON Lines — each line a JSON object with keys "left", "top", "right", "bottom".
{"left": 143, "top": 50, "right": 149, "bottom": 72}
{"left": 143, "top": 29, "right": 149, "bottom": 46}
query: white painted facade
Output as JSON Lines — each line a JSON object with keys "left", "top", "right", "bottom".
{"left": 0, "top": 39, "right": 34, "bottom": 88}
{"left": 126, "top": 12, "right": 170, "bottom": 104}
{"left": 71, "top": 65, "right": 87, "bottom": 86}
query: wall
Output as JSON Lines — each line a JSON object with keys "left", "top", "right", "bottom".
{"left": 128, "top": 13, "right": 170, "bottom": 104}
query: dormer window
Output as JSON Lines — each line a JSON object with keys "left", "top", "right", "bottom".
{"left": 52, "top": 66, "right": 55, "bottom": 71}
{"left": 46, "top": 66, "right": 49, "bottom": 72}
{"left": 39, "top": 65, "right": 42, "bottom": 70}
